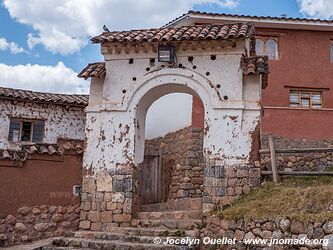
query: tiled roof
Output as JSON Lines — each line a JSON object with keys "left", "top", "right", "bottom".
{"left": 242, "top": 56, "right": 269, "bottom": 75}
{"left": 0, "top": 87, "right": 88, "bottom": 107}
{"left": 78, "top": 62, "right": 106, "bottom": 79}
{"left": 164, "top": 10, "right": 333, "bottom": 27}
{"left": 242, "top": 55, "right": 269, "bottom": 88}
{"left": 91, "top": 23, "right": 255, "bottom": 44}
{"left": 0, "top": 141, "right": 84, "bottom": 163}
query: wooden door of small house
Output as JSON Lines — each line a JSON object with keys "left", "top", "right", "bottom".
{"left": 142, "top": 156, "right": 162, "bottom": 204}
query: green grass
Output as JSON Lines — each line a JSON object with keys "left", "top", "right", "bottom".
{"left": 217, "top": 177, "right": 333, "bottom": 222}
{"left": 326, "top": 166, "right": 333, "bottom": 172}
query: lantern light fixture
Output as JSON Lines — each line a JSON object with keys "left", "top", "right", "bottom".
{"left": 158, "top": 45, "right": 175, "bottom": 63}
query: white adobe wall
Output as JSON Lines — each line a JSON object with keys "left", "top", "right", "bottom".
{"left": 0, "top": 99, "right": 86, "bottom": 150}
{"left": 84, "top": 40, "right": 261, "bottom": 173}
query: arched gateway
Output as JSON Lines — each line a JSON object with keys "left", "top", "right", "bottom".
{"left": 78, "top": 23, "right": 268, "bottom": 231}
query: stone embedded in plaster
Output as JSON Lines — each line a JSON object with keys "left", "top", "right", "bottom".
{"left": 113, "top": 214, "right": 131, "bottom": 223}
{"left": 123, "top": 198, "right": 132, "bottom": 214}
{"left": 204, "top": 165, "right": 225, "bottom": 178}
{"left": 112, "top": 193, "right": 125, "bottom": 203}
{"left": 101, "top": 211, "right": 113, "bottom": 223}
{"left": 79, "top": 220, "right": 91, "bottom": 229}
{"left": 112, "top": 176, "right": 133, "bottom": 192}
{"left": 96, "top": 171, "right": 113, "bottom": 192}
{"left": 91, "top": 222, "right": 102, "bottom": 231}
{"left": 87, "top": 211, "right": 101, "bottom": 223}
{"left": 82, "top": 177, "right": 96, "bottom": 193}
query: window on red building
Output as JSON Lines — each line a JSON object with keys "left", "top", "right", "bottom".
{"left": 256, "top": 37, "right": 279, "bottom": 60}
{"left": 330, "top": 41, "right": 333, "bottom": 63}
{"left": 290, "top": 90, "right": 322, "bottom": 109}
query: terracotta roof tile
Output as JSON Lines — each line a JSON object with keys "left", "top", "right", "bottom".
{"left": 0, "top": 87, "right": 88, "bottom": 107}
{"left": 91, "top": 23, "right": 255, "bottom": 44}
{"left": 0, "top": 141, "right": 84, "bottom": 163}
{"left": 77, "top": 62, "right": 106, "bottom": 79}
{"left": 163, "top": 10, "right": 333, "bottom": 27}
{"left": 242, "top": 55, "right": 269, "bottom": 89}
{"left": 188, "top": 10, "right": 333, "bottom": 23}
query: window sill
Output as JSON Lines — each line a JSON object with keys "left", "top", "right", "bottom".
{"left": 264, "top": 106, "right": 333, "bottom": 111}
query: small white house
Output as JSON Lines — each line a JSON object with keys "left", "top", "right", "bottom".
{"left": 0, "top": 87, "right": 88, "bottom": 150}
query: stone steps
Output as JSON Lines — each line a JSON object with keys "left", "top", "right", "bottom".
{"left": 134, "top": 219, "right": 202, "bottom": 230}
{"left": 136, "top": 210, "right": 202, "bottom": 220}
{"left": 140, "top": 198, "right": 202, "bottom": 212}
{"left": 134, "top": 208, "right": 203, "bottom": 230}
{"left": 73, "top": 231, "right": 198, "bottom": 245}
{"left": 75, "top": 228, "right": 199, "bottom": 238}
{"left": 42, "top": 230, "right": 200, "bottom": 250}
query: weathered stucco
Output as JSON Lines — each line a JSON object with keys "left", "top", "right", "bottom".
{"left": 0, "top": 99, "right": 86, "bottom": 150}
{"left": 84, "top": 40, "right": 261, "bottom": 173}
{"left": 80, "top": 38, "right": 263, "bottom": 226}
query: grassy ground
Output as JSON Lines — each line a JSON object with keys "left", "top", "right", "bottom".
{"left": 218, "top": 176, "right": 333, "bottom": 222}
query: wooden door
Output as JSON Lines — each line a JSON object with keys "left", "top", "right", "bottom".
{"left": 141, "top": 156, "right": 161, "bottom": 204}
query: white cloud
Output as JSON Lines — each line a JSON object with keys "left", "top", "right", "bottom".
{"left": 0, "top": 62, "right": 88, "bottom": 94}
{"left": 0, "top": 37, "right": 25, "bottom": 54}
{"left": 298, "top": 0, "right": 333, "bottom": 19}
{"left": 3, "top": 0, "right": 238, "bottom": 55}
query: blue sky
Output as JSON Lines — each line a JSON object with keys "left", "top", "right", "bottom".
{"left": 0, "top": 0, "right": 330, "bottom": 93}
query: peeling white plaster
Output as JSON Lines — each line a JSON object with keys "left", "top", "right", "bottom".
{"left": 84, "top": 40, "right": 261, "bottom": 174}
{"left": 0, "top": 100, "right": 86, "bottom": 150}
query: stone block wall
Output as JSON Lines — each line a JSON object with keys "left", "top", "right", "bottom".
{"left": 203, "top": 164, "right": 261, "bottom": 212}
{"left": 261, "top": 152, "right": 333, "bottom": 172}
{"left": 144, "top": 127, "right": 262, "bottom": 213}
{"left": 0, "top": 204, "right": 80, "bottom": 247}
{"left": 79, "top": 171, "right": 133, "bottom": 231}
{"left": 144, "top": 127, "right": 204, "bottom": 201}
{"left": 203, "top": 215, "right": 333, "bottom": 249}
{"left": 79, "top": 127, "right": 262, "bottom": 229}
{"left": 260, "top": 135, "right": 333, "bottom": 172}
{"left": 261, "top": 135, "right": 333, "bottom": 149}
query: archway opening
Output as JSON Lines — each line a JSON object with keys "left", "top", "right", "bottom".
{"left": 134, "top": 84, "right": 205, "bottom": 210}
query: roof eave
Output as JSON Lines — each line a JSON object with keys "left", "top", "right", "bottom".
{"left": 185, "top": 13, "right": 333, "bottom": 31}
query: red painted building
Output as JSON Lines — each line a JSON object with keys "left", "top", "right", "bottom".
{"left": 168, "top": 11, "right": 333, "bottom": 140}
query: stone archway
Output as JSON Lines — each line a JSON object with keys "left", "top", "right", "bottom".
{"left": 81, "top": 63, "right": 263, "bottom": 234}
{"left": 127, "top": 73, "right": 211, "bottom": 229}
{"left": 133, "top": 84, "right": 206, "bottom": 211}
{"left": 80, "top": 66, "right": 262, "bottom": 230}
{"left": 76, "top": 18, "right": 269, "bottom": 233}
{"left": 121, "top": 68, "right": 220, "bottom": 164}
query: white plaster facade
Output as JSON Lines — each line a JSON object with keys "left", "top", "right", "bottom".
{"left": 0, "top": 99, "right": 86, "bottom": 150}
{"left": 83, "top": 39, "right": 262, "bottom": 173}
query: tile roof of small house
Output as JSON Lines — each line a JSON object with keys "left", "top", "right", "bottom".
{"left": 0, "top": 87, "right": 88, "bottom": 107}
{"left": 163, "top": 10, "right": 333, "bottom": 27}
{"left": 77, "top": 62, "right": 106, "bottom": 79}
{"left": 91, "top": 23, "right": 255, "bottom": 44}
{"left": 0, "top": 141, "right": 84, "bottom": 164}
{"left": 242, "top": 55, "right": 269, "bottom": 88}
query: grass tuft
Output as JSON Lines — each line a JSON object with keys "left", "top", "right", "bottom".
{"left": 217, "top": 177, "right": 333, "bottom": 222}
